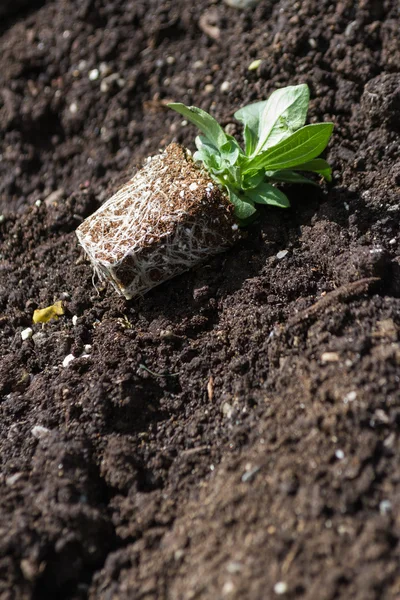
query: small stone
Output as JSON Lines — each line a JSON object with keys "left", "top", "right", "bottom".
{"left": 99, "top": 62, "right": 111, "bottom": 77}
{"left": 62, "top": 354, "right": 75, "bottom": 368}
{"left": 35, "top": 199, "right": 42, "bottom": 207}
{"left": 226, "top": 561, "right": 242, "bottom": 574}
{"left": 89, "top": 68, "right": 99, "bottom": 81}
{"left": 166, "top": 56, "right": 175, "bottom": 65}
{"left": 389, "top": 238, "right": 396, "bottom": 245}
{"left": 220, "top": 81, "right": 231, "bottom": 93}
{"left": 274, "top": 581, "right": 288, "bottom": 595}
{"left": 84, "top": 344, "right": 92, "bottom": 354}
{"left": 204, "top": 84, "right": 215, "bottom": 93}
{"left": 193, "top": 60, "right": 204, "bottom": 70}
{"left": 241, "top": 465, "right": 260, "bottom": 482}
{"left": 69, "top": 102, "right": 78, "bottom": 114}
{"left": 31, "top": 425, "right": 50, "bottom": 439}
{"left": 21, "top": 328, "right": 33, "bottom": 341}
{"left": 189, "top": 182, "right": 198, "bottom": 191}
{"left": 0, "top": 215, "right": 4, "bottom": 223}
{"left": 222, "top": 581, "right": 235, "bottom": 595}
{"left": 335, "top": 449, "right": 345, "bottom": 460}
{"left": 72, "top": 315, "right": 78, "bottom": 326}
{"left": 222, "top": 402, "right": 233, "bottom": 418}
{"left": 344, "top": 390, "right": 357, "bottom": 404}
{"left": 308, "top": 38, "right": 317, "bottom": 48}
{"left": 276, "top": 250, "right": 289, "bottom": 260}
{"left": 321, "top": 351, "right": 340, "bottom": 363}
{"left": 44, "top": 189, "right": 64, "bottom": 207}
{"left": 379, "top": 500, "right": 392, "bottom": 515}
{"left": 224, "top": 0, "right": 261, "bottom": 7}
{"left": 6, "top": 473, "right": 23, "bottom": 486}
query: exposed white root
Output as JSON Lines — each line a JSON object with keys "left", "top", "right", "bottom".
{"left": 76, "top": 144, "right": 240, "bottom": 299}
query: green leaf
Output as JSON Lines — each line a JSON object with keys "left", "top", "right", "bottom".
{"left": 245, "top": 182, "right": 290, "bottom": 208}
{"left": 254, "top": 84, "right": 310, "bottom": 155}
{"left": 227, "top": 188, "right": 257, "bottom": 219}
{"left": 241, "top": 170, "right": 265, "bottom": 190}
{"left": 168, "top": 103, "right": 228, "bottom": 149}
{"left": 220, "top": 139, "right": 240, "bottom": 167}
{"left": 194, "top": 136, "right": 223, "bottom": 171}
{"left": 234, "top": 100, "right": 267, "bottom": 155}
{"left": 267, "top": 170, "right": 319, "bottom": 187}
{"left": 292, "top": 158, "right": 332, "bottom": 182}
{"left": 246, "top": 123, "right": 334, "bottom": 173}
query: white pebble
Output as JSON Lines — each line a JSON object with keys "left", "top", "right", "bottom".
{"left": 84, "top": 344, "right": 92, "bottom": 354}
{"left": 89, "top": 68, "right": 99, "bottom": 81}
{"left": 389, "top": 238, "right": 396, "bottom": 245}
{"left": 166, "top": 55, "right": 175, "bottom": 64}
{"left": 321, "top": 351, "right": 340, "bottom": 363}
{"left": 204, "top": 84, "right": 215, "bottom": 93}
{"left": 35, "top": 199, "right": 42, "bottom": 207}
{"left": 220, "top": 81, "right": 231, "bottom": 93}
{"left": 0, "top": 215, "right": 4, "bottom": 223}
{"left": 179, "top": 190, "right": 185, "bottom": 198}
{"left": 335, "top": 449, "right": 345, "bottom": 460}
{"left": 72, "top": 315, "right": 78, "bottom": 326}
{"left": 31, "top": 425, "right": 50, "bottom": 439}
{"left": 274, "top": 581, "right": 288, "bottom": 595}
{"left": 6, "top": 473, "right": 23, "bottom": 486}
{"left": 99, "top": 62, "right": 111, "bottom": 76}
{"left": 21, "top": 328, "right": 33, "bottom": 341}
{"left": 222, "top": 581, "right": 235, "bottom": 595}
{"left": 62, "top": 354, "right": 75, "bottom": 368}
{"left": 343, "top": 390, "right": 357, "bottom": 404}
{"left": 379, "top": 500, "right": 392, "bottom": 515}
{"left": 69, "top": 102, "right": 78, "bottom": 114}
{"left": 276, "top": 250, "right": 289, "bottom": 260}
{"left": 189, "top": 182, "right": 198, "bottom": 191}
{"left": 232, "top": 224, "right": 239, "bottom": 231}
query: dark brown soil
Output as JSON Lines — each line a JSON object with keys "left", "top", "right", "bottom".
{"left": 0, "top": 1, "right": 399, "bottom": 599}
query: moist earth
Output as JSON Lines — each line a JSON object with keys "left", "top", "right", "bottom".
{"left": 0, "top": 1, "right": 399, "bottom": 599}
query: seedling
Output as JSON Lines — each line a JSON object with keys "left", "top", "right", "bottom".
{"left": 169, "top": 83, "right": 333, "bottom": 220}
{"left": 76, "top": 84, "right": 333, "bottom": 299}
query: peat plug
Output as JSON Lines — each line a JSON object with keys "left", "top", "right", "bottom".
{"left": 76, "top": 144, "right": 240, "bottom": 299}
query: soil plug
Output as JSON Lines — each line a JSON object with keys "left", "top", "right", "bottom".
{"left": 77, "top": 84, "right": 333, "bottom": 300}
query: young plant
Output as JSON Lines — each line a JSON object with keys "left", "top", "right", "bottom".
{"left": 76, "top": 84, "right": 334, "bottom": 300}
{"left": 168, "top": 84, "right": 333, "bottom": 220}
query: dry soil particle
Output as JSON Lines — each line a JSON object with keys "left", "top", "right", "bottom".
{"left": 0, "top": 0, "right": 400, "bottom": 599}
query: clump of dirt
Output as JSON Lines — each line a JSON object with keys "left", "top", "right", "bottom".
{"left": 0, "top": 0, "right": 399, "bottom": 599}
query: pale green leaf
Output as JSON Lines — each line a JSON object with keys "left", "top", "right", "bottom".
{"left": 228, "top": 188, "right": 257, "bottom": 219}
{"left": 245, "top": 182, "right": 290, "bottom": 208}
{"left": 234, "top": 100, "right": 268, "bottom": 155}
{"left": 168, "top": 103, "right": 227, "bottom": 148}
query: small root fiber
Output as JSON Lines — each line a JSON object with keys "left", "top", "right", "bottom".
{"left": 76, "top": 144, "right": 241, "bottom": 299}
